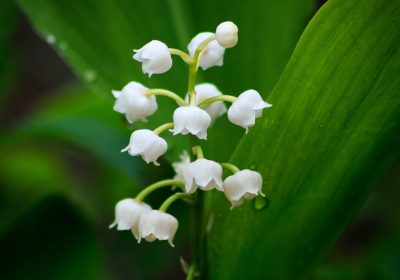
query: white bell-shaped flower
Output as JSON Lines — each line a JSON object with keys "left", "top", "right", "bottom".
{"left": 172, "top": 151, "right": 191, "bottom": 180}
{"left": 184, "top": 83, "right": 227, "bottom": 121}
{"left": 109, "top": 198, "right": 152, "bottom": 239}
{"left": 223, "top": 169, "right": 264, "bottom": 207}
{"left": 172, "top": 106, "right": 211, "bottom": 139}
{"left": 227, "top": 89, "right": 272, "bottom": 132}
{"left": 133, "top": 40, "right": 173, "bottom": 76}
{"left": 188, "top": 32, "right": 225, "bottom": 70}
{"left": 216, "top": 21, "right": 238, "bottom": 48}
{"left": 121, "top": 129, "right": 167, "bottom": 166}
{"left": 182, "top": 158, "right": 223, "bottom": 193}
{"left": 138, "top": 210, "right": 178, "bottom": 247}
{"left": 112, "top": 82, "right": 157, "bottom": 124}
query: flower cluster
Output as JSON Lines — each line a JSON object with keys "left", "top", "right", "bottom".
{"left": 110, "top": 22, "right": 271, "bottom": 248}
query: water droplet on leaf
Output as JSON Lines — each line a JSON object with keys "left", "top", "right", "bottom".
{"left": 46, "top": 34, "right": 56, "bottom": 44}
{"left": 59, "top": 41, "right": 68, "bottom": 50}
{"left": 253, "top": 196, "right": 270, "bottom": 210}
{"left": 85, "top": 70, "right": 97, "bottom": 82}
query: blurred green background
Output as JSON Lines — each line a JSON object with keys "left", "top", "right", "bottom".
{"left": 1, "top": 0, "right": 399, "bottom": 279}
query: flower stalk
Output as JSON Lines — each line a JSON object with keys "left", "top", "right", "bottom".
{"left": 221, "top": 162, "right": 240, "bottom": 174}
{"left": 146, "top": 89, "right": 187, "bottom": 106}
{"left": 159, "top": 192, "right": 190, "bottom": 212}
{"left": 169, "top": 48, "right": 193, "bottom": 64}
{"left": 153, "top": 122, "right": 174, "bottom": 135}
{"left": 198, "top": 95, "right": 237, "bottom": 107}
{"left": 193, "top": 145, "right": 204, "bottom": 159}
{"left": 135, "top": 179, "right": 185, "bottom": 202}
{"left": 188, "top": 35, "right": 216, "bottom": 105}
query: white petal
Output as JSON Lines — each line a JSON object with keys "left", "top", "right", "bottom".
{"left": 227, "top": 90, "right": 272, "bottom": 131}
{"left": 112, "top": 81, "right": 158, "bottom": 124}
{"left": 110, "top": 198, "right": 152, "bottom": 239}
{"left": 223, "top": 170, "right": 263, "bottom": 207}
{"left": 172, "top": 151, "right": 191, "bottom": 180}
{"left": 227, "top": 102, "right": 257, "bottom": 129}
{"left": 182, "top": 165, "right": 197, "bottom": 193}
{"left": 138, "top": 210, "right": 179, "bottom": 247}
{"left": 133, "top": 40, "right": 172, "bottom": 76}
{"left": 172, "top": 106, "right": 211, "bottom": 139}
{"left": 187, "top": 32, "right": 225, "bottom": 70}
{"left": 112, "top": 90, "right": 121, "bottom": 98}
{"left": 122, "top": 129, "right": 168, "bottom": 165}
{"left": 186, "top": 159, "right": 223, "bottom": 191}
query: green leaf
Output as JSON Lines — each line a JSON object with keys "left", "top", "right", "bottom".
{"left": 0, "top": 196, "right": 109, "bottom": 280}
{"left": 10, "top": 86, "right": 146, "bottom": 181}
{"left": 16, "top": 0, "right": 316, "bottom": 161}
{"left": 207, "top": 0, "right": 400, "bottom": 279}
{"left": 0, "top": 146, "right": 67, "bottom": 235}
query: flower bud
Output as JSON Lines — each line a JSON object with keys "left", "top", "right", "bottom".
{"left": 182, "top": 158, "right": 223, "bottom": 193}
{"left": 216, "top": 21, "right": 238, "bottom": 48}
{"left": 112, "top": 82, "right": 157, "bottom": 124}
{"left": 121, "top": 129, "right": 167, "bottom": 166}
{"left": 227, "top": 89, "right": 272, "bottom": 133}
{"left": 109, "top": 198, "right": 152, "bottom": 239}
{"left": 133, "top": 40, "right": 172, "bottom": 76}
{"left": 223, "top": 169, "right": 264, "bottom": 207}
{"left": 188, "top": 32, "right": 225, "bottom": 70}
{"left": 138, "top": 210, "right": 178, "bottom": 247}
{"left": 172, "top": 106, "right": 211, "bottom": 139}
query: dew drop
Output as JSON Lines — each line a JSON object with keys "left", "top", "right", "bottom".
{"left": 59, "top": 41, "right": 68, "bottom": 50}
{"left": 85, "top": 70, "right": 97, "bottom": 82}
{"left": 46, "top": 34, "right": 56, "bottom": 44}
{"left": 253, "top": 196, "right": 270, "bottom": 210}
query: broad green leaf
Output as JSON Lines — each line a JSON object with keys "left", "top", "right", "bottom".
{"left": 16, "top": 0, "right": 315, "bottom": 161}
{"left": 207, "top": 0, "right": 400, "bottom": 279}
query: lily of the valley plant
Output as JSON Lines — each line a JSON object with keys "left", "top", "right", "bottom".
{"left": 110, "top": 21, "right": 272, "bottom": 279}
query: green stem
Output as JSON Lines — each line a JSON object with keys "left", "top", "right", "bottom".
{"left": 169, "top": 48, "right": 193, "bottom": 64}
{"left": 188, "top": 34, "right": 217, "bottom": 105}
{"left": 153, "top": 122, "right": 174, "bottom": 135}
{"left": 146, "top": 89, "right": 187, "bottom": 106}
{"left": 198, "top": 95, "right": 237, "bottom": 108}
{"left": 188, "top": 59, "right": 198, "bottom": 105}
{"left": 185, "top": 36, "right": 216, "bottom": 279}
{"left": 135, "top": 179, "right": 184, "bottom": 202}
{"left": 193, "top": 145, "right": 204, "bottom": 159}
{"left": 221, "top": 162, "right": 240, "bottom": 174}
{"left": 190, "top": 190, "right": 205, "bottom": 279}
{"left": 159, "top": 192, "right": 190, "bottom": 212}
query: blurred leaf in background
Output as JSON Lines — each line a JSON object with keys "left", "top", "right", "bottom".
{"left": 0, "top": 0, "right": 17, "bottom": 101}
